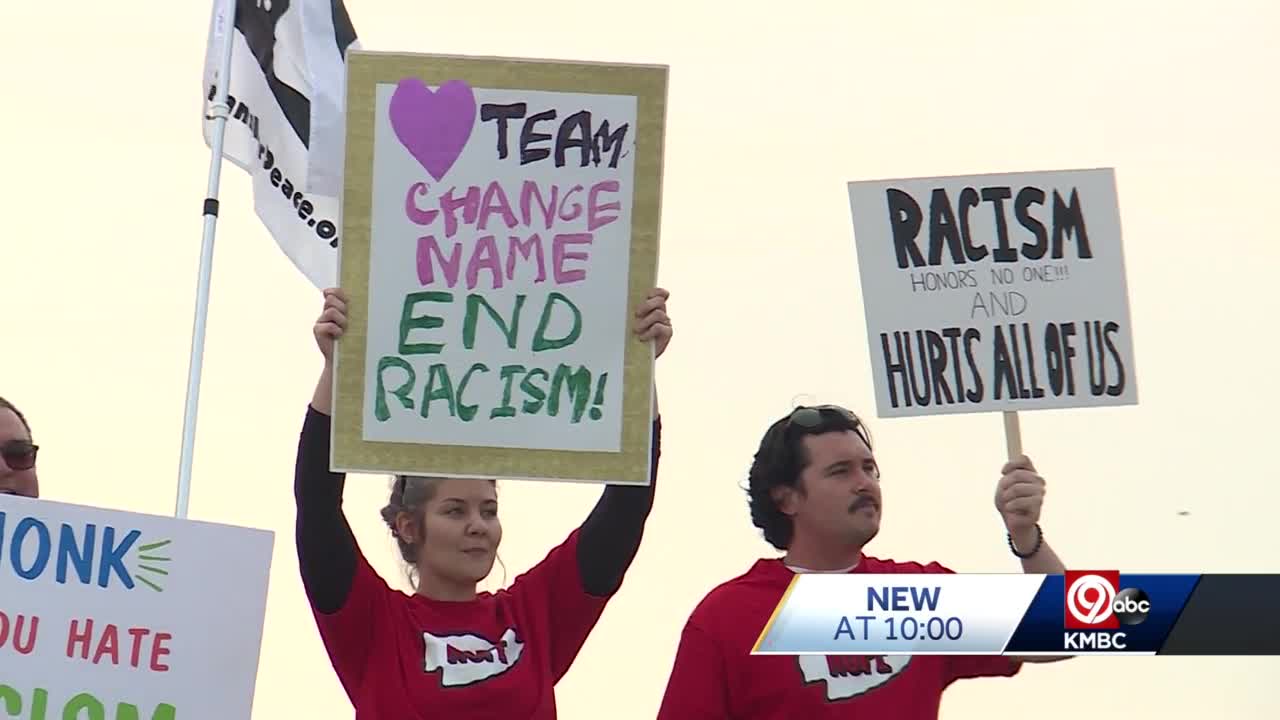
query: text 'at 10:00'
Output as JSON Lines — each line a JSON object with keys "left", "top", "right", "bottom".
{"left": 833, "top": 585, "right": 964, "bottom": 643}
{"left": 833, "top": 615, "right": 966, "bottom": 643}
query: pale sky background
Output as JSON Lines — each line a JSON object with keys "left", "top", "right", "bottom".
{"left": 2, "top": 0, "right": 1277, "bottom": 718}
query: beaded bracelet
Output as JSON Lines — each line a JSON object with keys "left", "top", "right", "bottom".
{"left": 1007, "top": 523, "right": 1043, "bottom": 559}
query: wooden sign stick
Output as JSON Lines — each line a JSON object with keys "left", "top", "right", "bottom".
{"left": 1003, "top": 410, "right": 1023, "bottom": 461}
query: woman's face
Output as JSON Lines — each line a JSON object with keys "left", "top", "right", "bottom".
{"left": 405, "top": 478, "right": 501, "bottom": 590}
{"left": 0, "top": 409, "right": 38, "bottom": 498}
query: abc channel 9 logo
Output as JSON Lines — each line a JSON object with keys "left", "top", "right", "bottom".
{"left": 1064, "top": 570, "right": 1150, "bottom": 630}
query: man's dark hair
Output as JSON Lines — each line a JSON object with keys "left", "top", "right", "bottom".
{"left": 746, "top": 405, "right": 873, "bottom": 550}
{"left": 0, "top": 396, "right": 31, "bottom": 437}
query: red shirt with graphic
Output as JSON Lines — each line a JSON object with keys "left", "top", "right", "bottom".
{"left": 293, "top": 405, "right": 661, "bottom": 719}
{"left": 656, "top": 556, "right": 1021, "bottom": 719}
{"left": 312, "top": 529, "right": 602, "bottom": 719}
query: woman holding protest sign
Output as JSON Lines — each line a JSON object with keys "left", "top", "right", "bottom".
{"left": 293, "top": 285, "right": 671, "bottom": 719}
{"left": 0, "top": 396, "right": 39, "bottom": 498}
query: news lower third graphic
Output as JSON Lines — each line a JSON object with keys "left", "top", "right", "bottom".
{"left": 752, "top": 572, "right": 1280, "bottom": 656}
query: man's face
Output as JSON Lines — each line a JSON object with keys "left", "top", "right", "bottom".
{"left": 0, "top": 409, "right": 38, "bottom": 498}
{"left": 779, "top": 430, "right": 881, "bottom": 548}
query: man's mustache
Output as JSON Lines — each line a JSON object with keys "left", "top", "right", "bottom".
{"left": 849, "top": 495, "right": 878, "bottom": 512}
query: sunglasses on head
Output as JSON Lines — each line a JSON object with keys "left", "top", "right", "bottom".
{"left": 786, "top": 404, "right": 859, "bottom": 428}
{"left": 782, "top": 404, "right": 873, "bottom": 448}
{"left": 1, "top": 440, "right": 37, "bottom": 471}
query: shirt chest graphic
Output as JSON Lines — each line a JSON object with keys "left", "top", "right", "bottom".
{"left": 796, "top": 654, "right": 912, "bottom": 701}
{"left": 422, "top": 627, "right": 525, "bottom": 688}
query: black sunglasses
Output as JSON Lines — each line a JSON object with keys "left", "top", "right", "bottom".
{"left": 1, "top": 440, "right": 38, "bottom": 471}
{"left": 782, "top": 404, "right": 873, "bottom": 447}
{"left": 786, "top": 404, "right": 860, "bottom": 428}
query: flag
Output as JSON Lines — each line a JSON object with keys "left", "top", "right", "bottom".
{"left": 201, "top": 0, "right": 359, "bottom": 289}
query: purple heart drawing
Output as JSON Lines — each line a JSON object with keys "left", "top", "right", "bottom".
{"left": 388, "top": 77, "right": 477, "bottom": 182}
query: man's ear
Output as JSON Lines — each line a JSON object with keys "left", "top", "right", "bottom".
{"left": 771, "top": 484, "right": 799, "bottom": 517}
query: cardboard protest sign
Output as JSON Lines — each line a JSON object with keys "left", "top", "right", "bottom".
{"left": 848, "top": 168, "right": 1137, "bottom": 419}
{"left": 332, "top": 50, "right": 667, "bottom": 485}
{"left": 0, "top": 495, "right": 273, "bottom": 719}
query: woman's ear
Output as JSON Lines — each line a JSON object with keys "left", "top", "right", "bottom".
{"left": 394, "top": 513, "right": 417, "bottom": 544}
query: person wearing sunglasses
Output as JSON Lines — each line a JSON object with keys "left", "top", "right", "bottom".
{"left": 0, "top": 396, "right": 38, "bottom": 498}
{"left": 294, "top": 286, "right": 672, "bottom": 719}
{"left": 656, "top": 404, "right": 1068, "bottom": 720}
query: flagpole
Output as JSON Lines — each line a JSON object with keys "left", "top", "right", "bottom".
{"left": 176, "top": 0, "right": 238, "bottom": 520}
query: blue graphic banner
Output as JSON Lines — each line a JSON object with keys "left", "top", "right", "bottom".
{"left": 752, "top": 571, "right": 1280, "bottom": 656}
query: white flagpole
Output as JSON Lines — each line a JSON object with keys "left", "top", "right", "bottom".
{"left": 176, "top": 0, "right": 238, "bottom": 520}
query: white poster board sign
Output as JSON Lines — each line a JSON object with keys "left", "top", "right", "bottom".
{"left": 333, "top": 52, "right": 666, "bottom": 485}
{"left": 0, "top": 495, "right": 274, "bottom": 719}
{"left": 362, "top": 83, "right": 639, "bottom": 453}
{"left": 848, "top": 168, "right": 1137, "bottom": 418}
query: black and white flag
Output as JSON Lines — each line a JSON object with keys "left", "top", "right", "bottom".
{"left": 201, "top": 0, "right": 358, "bottom": 289}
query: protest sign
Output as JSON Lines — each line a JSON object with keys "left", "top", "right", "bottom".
{"left": 0, "top": 495, "right": 273, "bottom": 719}
{"left": 847, "top": 168, "right": 1137, "bottom": 423}
{"left": 332, "top": 50, "right": 667, "bottom": 485}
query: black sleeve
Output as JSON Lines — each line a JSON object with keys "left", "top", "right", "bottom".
{"left": 293, "top": 405, "right": 359, "bottom": 614}
{"left": 576, "top": 417, "right": 662, "bottom": 597}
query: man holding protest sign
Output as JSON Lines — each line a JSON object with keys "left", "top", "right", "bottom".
{"left": 294, "top": 284, "right": 672, "bottom": 719}
{"left": 656, "top": 167, "right": 1134, "bottom": 718}
{"left": 656, "top": 404, "right": 1067, "bottom": 719}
